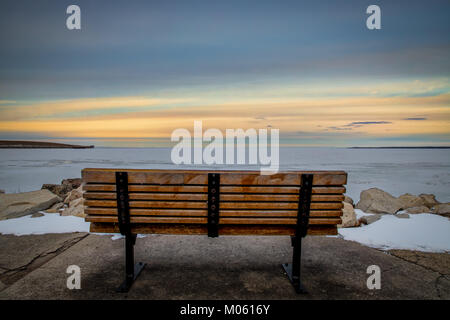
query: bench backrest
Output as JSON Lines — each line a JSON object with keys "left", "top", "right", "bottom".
{"left": 82, "top": 169, "right": 347, "bottom": 236}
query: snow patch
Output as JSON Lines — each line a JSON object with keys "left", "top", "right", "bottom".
{"left": 0, "top": 212, "right": 148, "bottom": 240}
{"left": 0, "top": 212, "right": 90, "bottom": 235}
{"left": 339, "top": 213, "right": 450, "bottom": 252}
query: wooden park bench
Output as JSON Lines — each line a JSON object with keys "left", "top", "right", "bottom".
{"left": 82, "top": 168, "right": 347, "bottom": 293}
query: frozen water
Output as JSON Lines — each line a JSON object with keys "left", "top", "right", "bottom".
{"left": 0, "top": 147, "right": 449, "bottom": 202}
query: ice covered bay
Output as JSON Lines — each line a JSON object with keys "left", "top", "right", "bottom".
{"left": 0, "top": 147, "right": 449, "bottom": 203}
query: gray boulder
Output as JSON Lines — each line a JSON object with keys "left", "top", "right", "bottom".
{"left": 45, "top": 202, "right": 65, "bottom": 213}
{"left": 344, "top": 196, "right": 354, "bottom": 207}
{"left": 61, "top": 178, "right": 82, "bottom": 190}
{"left": 406, "top": 206, "right": 430, "bottom": 214}
{"left": 41, "top": 178, "right": 82, "bottom": 199}
{"left": 60, "top": 197, "right": 85, "bottom": 218}
{"left": 398, "top": 193, "right": 425, "bottom": 210}
{"left": 338, "top": 202, "right": 358, "bottom": 228}
{"left": 355, "top": 188, "right": 402, "bottom": 214}
{"left": 63, "top": 186, "right": 83, "bottom": 204}
{"left": 358, "top": 214, "right": 383, "bottom": 225}
{"left": 419, "top": 194, "right": 440, "bottom": 208}
{"left": 41, "top": 183, "right": 71, "bottom": 198}
{"left": 431, "top": 203, "right": 450, "bottom": 218}
{"left": 0, "top": 190, "right": 61, "bottom": 220}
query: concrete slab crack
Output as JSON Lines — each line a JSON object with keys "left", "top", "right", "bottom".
{"left": 0, "top": 233, "right": 88, "bottom": 290}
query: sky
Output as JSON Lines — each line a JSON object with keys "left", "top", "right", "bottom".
{"left": 0, "top": 0, "right": 449, "bottom": 147}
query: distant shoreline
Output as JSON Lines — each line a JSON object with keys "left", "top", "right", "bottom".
{"left": 0, "top": 140, "right": 94, "bottom": 149}
{"left": 349, "top": 146, "right": 450, "bottom": 149}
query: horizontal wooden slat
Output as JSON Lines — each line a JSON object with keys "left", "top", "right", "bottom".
{"left": 219, "top": 202, "right": 343, "bottom": 210}
{"left": 85, "top": 207, "right": 342, "bottom": 217}
{"left": 221, "top": 186, "right": 346, "bottom": 194}
{"left": 85, "top": 215, "right": 341, "bottom": 225}
{"left": 84, "top": 192, "right": 207, "bottom": 201}
{"left": 219, "top": 210, "right": 342, "bottom": 217}
{"left": 85, "top": 208, "right": 207, "bottom": 216}
{"left": 83, "top": 184, "right": 345, "bottom": 194}
{"left": 85, "top": 200, "right": 207, "bottom": 209}
{"left": 219, "top": 173, "right": 346, "bottom": 186}
{"left": 84, "top": 192, "right": 344, "bottom": 202}
{"left": 89, "top": 222, "right": 338, "bottom": 236}
{"left": 221, "top": 194, "right": 344, "bottom": 202}
{"left": 83, "top": 170, "right": 207, "bottom": 185}
{"left": 84, "top": 199, "right": 343, "bottom": 210}
{"left": 82, "top": 169, "right": 347, "bottom": 186}
{"left": 83, "top": 184, "right": 208, "bottom": 193}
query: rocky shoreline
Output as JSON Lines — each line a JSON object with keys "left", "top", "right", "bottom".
{"left": 339, "top": 188, "right": 450, "bottom": 228}
{"left": 0, "top": 178, "right": 86, "bottom": 220}
{"left": 0, "top": 179, "right": 449, "bottom": 229}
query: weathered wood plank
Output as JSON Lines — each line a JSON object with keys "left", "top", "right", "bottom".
{"left": 85, "top": 207, "right": 205, "bottom": 216}
{"left": 82, "top": 170, "right": 207, "bottom": 185}
{"left": 86, "top": 215, "right": 341, "bottom": 225}
{"left": 83, "top": 184, "right": 345, "bottom": 194}
{"left": 89, "top": 222, "right": 338, "bottom": 236}
{"left": 83, "top": 184, "right": 208, "bottom": 193}
{"left": 82, "top": 169, "right": 347, "bottom": 186}
{"left": 84, "top": 200, "right": 207, "bottom": 209}
{"left": 84, "top": 192, "right": 208, "bottom": 201}
{"left": 221, "top": 186, "right": 346, "bottom": 194}
{"left": 84, "top": 207, "right": 343, "bottom": 217}
{"left": 84, "top": 199, "right": 343, "bottom": 210}
{"left": 84, "top": 192, "right": 344, "bottom": 202}
{"left": 219, "top": 202, "right": 343, "bottom": 210}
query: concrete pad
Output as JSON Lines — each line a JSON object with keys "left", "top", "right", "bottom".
{"left": 387, "top": 250, "right": 450, "bottom": 276}
{"left": 0, "top": 233, "right": 87, "bottom": 287}
{"left": 0, "top": 234, "right": 448, "bottom": 299}
{"left": 0, "top": 190, "right": 61, "bottom": 220}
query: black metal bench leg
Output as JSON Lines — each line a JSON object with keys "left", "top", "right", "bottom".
{"left": 117, "top": 233, "right": 146, "bottom": 293}
{"left": 282, "top": 236, "right": 307, "bottom": 294}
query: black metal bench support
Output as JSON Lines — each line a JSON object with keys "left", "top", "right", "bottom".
{"left": 282, "top": 173, "right": 313, "bottom": 293}
{"left": 207, "top": 173, "right": 220, "bottom": 238}
{"left": 115, "top": 171, "right": 146, "bottom": 293}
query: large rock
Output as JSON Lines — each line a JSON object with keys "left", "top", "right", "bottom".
{"left": 0, "top": 190, "right": 61, "bottom": 220}
{"left": 64, "top": 186, "right": 83, "bottom": 204}
{"left": 419, "top": 194, "right": 440, "bottom": 208}
{"left": 45, "top": 202, "right": 65, "bottom": 213}
{"left": 41, "top": 184, "right": 71, "bottom": 199}
{"left": 61, "top": 178, "right": 82, "bottom": 189}
{"left": 355, "top": 188, "right": 402, "bottom": 214}
{"left": 0, "top": 189, "right": 4, "bottom": 194}
{"left": 338, "top": 202, "right": 358, "bottom": 228}
{"left": 41, "top": 178, "right": 82, "bottom": 199}
{"left": 60, "top": 198, "right": 85, "bottom": 218}
{"left": 358, "top": 214, "right": 383, "bottom": 225}
{"left": 406, "top": 206, "right": 430, "bottom": 214}
{"left": 431, "top": 203, "right": 450, "bottom": 218}
{"left": 398, "top": 193, "right": 425, "bottom": 210}
{"left": 344, "top": 196, "right": 354, "bottom": 207}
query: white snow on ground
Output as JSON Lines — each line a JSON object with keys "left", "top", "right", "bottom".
{"left": 0, "top": 212, "right": 90, "bottom": 235}
{"left": 339, "top": 213, "right": 450, "bottom": 252}
{"left": 0, "top": 212, "right": 147, "bottom": 239}
{"left": 354, "top": 209, "right": 373, "bottom": 219}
